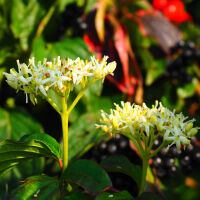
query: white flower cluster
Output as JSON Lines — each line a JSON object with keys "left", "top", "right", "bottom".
{"left": 97, "top": 101, "right": 199, "bottom": 150}
{"left": 3, "top": 56, "right": 116, "bottom": 103}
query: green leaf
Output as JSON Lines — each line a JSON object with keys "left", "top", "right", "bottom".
{"left": 64, "top": 192, "right": 93, "bottom": 200}
{"left": 11, "top": 0, "right": 41, "bottom": 50}
{"left": 12, "top": 175, "right": 59, "bottom": 200}
{"left": 136, "top": 192, "right": 160, "bottom": 200}
{"left": 46, "top": 88, "right": 63, "bottom": 113}
{"left": 0, "top": 108, "right": 44, "bottom": 198}
{"left": 63, "top": 159, "right": 112, "bottom": 195}
{"left": 85, "top": 0, "right": 97, "bottom": 13}
{"left": 32, "top": 37, "right": 92, "bottom": 60}
{"left": 180, "top": 23, "right": 200, "bottom": 45}
{"left": 0, "top": 67, "right": 5, "bottom": 85}
{"left": 0, "top": 107, "right": 43, "bottom": 140}
{"left": 0, "top": 157, "right": 44, "bottom": 199}
{"left": 177, "top": 79, "right": 198, "bottom": 99}
{"left": 58, "top": 0, "right": 84, "bottom": 12}
{"left": 31, "top": 36, "right": 48, "bottom": 61}
{"left": 68, "top": 112, "right": 102, "bottom": 161}
{"left": 100, "top": 155, "right": 142, "bottom": 186}
{"left": 21, "top": 133, "right": 62, "bottom": 161}
{"left": 96, "top": 190, "right": 134, "bottom": 200}
{"left": 78, "top": 79, "right": 103, "bottom": 111}
{"left": 0, "top": 134, "right": 61, "bottom": 177}
{"left": 50, "top": 37, "right": 91, "bottom": 59}
{"left": 146, "top": 59, "right": 166, "bottom": 86}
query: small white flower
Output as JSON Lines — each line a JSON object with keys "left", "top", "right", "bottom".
{"left": 4, "top": 55, "right": 116, "bottom": 104}
{"left": 97, "top": 101, "right": 199, "bottom": 151}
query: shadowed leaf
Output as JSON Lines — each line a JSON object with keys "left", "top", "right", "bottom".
{"left": 12, "top": 175, "right": 59, "bottom": 200}
{"left": 101, "top": 155, "right": 142, "bottom": 186}
{"left": 63, "top": 159, "right": 112, "bottom": 195}
{"left": 96, "top": 190, "right": 134, "bottom": 200}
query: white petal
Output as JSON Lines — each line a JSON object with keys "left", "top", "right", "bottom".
{"left": 39, "top": 85, "right": 47, "bottom": 96}
{"left": 57, "top": 81, "right": 63, "bottom": 89}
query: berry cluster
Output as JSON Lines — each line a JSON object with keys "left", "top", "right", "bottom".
{"left": 167, "top": 40, "right": 200, "bottom": 84}
{"left": 83, "top": 134, "right": 200, "bottom": 193}
{"left": 82, "top": 135, "right": 141, "bottom": 196}
{"left": 150, "top": 136, "right": 200, "bottom": 179}
{"left": 153, "top": 0, "right": 191, "bottom": 23}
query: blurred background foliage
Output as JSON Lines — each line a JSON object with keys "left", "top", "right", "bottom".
{"left": 1, "top": 0, "right": 200, "bottom": 199}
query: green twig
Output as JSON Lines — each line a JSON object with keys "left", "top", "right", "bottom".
{"left": 139, "top": 154, "right": 149, "bottom": 196}
{"left": 150, "top": 140, "right": 166, "bottom": 158}
{"left": 35, "top": 1, "right": 57, "bottom": 38}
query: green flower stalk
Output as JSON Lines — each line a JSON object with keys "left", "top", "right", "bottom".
{"left": 97, "top": 101, "right": 199, "bottom": 196}
{"left": 3, "top": 56, "right": 116, "bottom": 170}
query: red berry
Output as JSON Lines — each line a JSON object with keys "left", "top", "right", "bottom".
{"left": 153, "top": 0, "right": 169, "bottom": 10}
{"left": 163, "top": 0, "right": 190, "bottom": 23}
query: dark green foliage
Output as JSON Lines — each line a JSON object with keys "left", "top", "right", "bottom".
{"left": 63, "top": 159, "right": 112, "bottom": 195}
{"left": 101, "top": 155, "right": 142, "bottom": 186}
{"left": 96, "top": 190, "right": 134, "bottom": 200}
{"left": 12, "top": 175, "right": 59, "bottom": 200}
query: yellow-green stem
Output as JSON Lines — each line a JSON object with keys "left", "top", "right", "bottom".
{"left": 67, "top": 79, "right": 97, "bottom": 115}
{"left": 61, "top": 96, "right": 68, "bottom": 170}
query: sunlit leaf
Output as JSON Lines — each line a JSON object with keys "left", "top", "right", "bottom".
{"left": 11, "top": 0, "right": 41, "bottom": 50}
{"left": 177, "top": 79, "right": 198, "bottom": 99}
{"left": 85, "top": 0, "right": 97, "bottom": 13}
{"left": 21, "top": 133, "right": 62, "bottom": 161}
{"left": 0, "top": 134, "right": 61, "bottom": 177}
{"left": 32, "top": 37, "right": 92, "bottom": 60}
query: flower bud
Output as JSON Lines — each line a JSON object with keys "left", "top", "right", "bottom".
{"left": 7, "top": 80, "right": 17, "bottom": 89}
{"left": 156, "top": 122, "right": 163, "bottom": 132}
{"left": 188, "top": 128, "right": 198, "bottom": 136}
{"left": 21, "top": 64, "right": 29, "bottom": 75}
{"left": 93, "top": 68, "right": 104, "bottom": 79}
{"left": 112, "top": 118, "right": 119, "bottom": 129}
{"left": 150, "top": 114, "right": 157, "bottom": 124}
{"left": 3, "top": 72, "right": 13, "bottom": 80}
{"left": 102, "top": 125, "right": 109, "bottom": 132}
{"left": 107, "top": 61, "right": 116, "bottom": 74}
{"left": 10, "top": 68, "right": 18, "bottom": 76}
{"left": 185, "top": 122, "right": 193, "bottom": 132}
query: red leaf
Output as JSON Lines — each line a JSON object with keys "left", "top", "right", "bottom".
{"left": 113, "top": 23, "right": 130, "bottom": 86}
